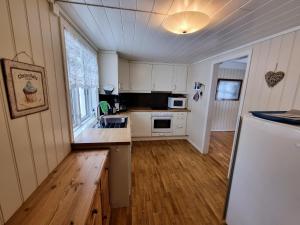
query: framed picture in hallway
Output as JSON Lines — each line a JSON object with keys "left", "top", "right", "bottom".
{"left": 1, "top": 59, "right": 49, "bottom": 119}
{"left": 215, "top": 79, "right": 243, "bottom": 101}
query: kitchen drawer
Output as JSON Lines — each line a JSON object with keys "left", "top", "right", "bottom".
{"left": 173, "top": 112, "right": 187, "bottom": 117}
{"left": 173, "top": 125, "right": 186, "bottom": 136}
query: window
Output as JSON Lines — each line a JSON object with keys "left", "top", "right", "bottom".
{"left": 215, "top": 79, "right": 242, "bottom": 101}
{"left": 64, "top": 29, "right": 99, "bottom": 131}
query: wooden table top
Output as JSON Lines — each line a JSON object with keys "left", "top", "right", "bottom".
{"left": 73, "top": 113, "right": 131, "bottom": 146}
{"left": 6, "top": 151, "right": 109, "bottom": 225}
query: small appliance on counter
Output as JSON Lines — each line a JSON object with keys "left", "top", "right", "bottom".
{"left": 99, "top": 94, "right": 120, "bottom": 114}
{"left": 103, "top": 84, "right": 114, "bottom": 95}
{"left": 168, "top": 97, "right": 187, "bottom": 109}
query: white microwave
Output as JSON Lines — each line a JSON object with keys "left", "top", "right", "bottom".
{"left": 168, "top": 97, "right": 187, "bottom": 109}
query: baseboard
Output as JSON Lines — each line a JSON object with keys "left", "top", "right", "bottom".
{"left": 211, "top": 129, "right": 235, "bottom": 132}
{"left": 187, "top": 138, "right": 205, "bottom": 154}
{"left": 132, "top": 136, "right": 188, "bottom": 141}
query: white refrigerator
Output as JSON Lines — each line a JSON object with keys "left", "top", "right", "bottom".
{"left": 225, "top": 115, "right": 300, "bottom": 225}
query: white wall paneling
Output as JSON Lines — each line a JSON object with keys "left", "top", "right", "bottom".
{"left": 242, "top": 31, "right": 300, "bottom": 113}
{"left": 211, "top": 64, "right": 246, "bottom": 131}
{"left": 0, "top": 0, "right": 71, "bottom": 222}
{"left": 187, "top": 28, "right": 300, "bottom": 154}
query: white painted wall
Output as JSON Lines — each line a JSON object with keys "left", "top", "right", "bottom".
{"left": 187, "top": 28, "right": 300, "bottom": 153}
{"left": 0, "top": 0, "right": 70, "bottom": 222}
{"left": 211, "top": 63, "right": 246, "bottom": 131}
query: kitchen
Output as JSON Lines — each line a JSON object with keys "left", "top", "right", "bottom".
{"left": 0, "top": 1, "right": 300, "bottom": 225}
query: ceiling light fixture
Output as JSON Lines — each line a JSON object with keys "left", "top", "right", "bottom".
{"left": 163, "top": 11, "right": 210, "bottom": 35}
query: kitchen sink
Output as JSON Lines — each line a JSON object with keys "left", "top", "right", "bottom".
{"left": 93, "top": 115, "right": 128, "bottom": 128}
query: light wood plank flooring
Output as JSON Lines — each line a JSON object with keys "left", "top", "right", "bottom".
{"left": 110, "top": 132, "right": 234, "bottom": 225}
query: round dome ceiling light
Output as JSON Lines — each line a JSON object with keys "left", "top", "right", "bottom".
{"left": 163, "top": 11, "right": 210, "bottom": 35}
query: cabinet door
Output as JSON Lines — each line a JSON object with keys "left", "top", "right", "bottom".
{"left": 130, "top": 112, "right": 151, "bottom": 137}
{"left": 152, "top": 64, "right": 173, "bottom": 91}
{"left": 173, "top": 112, "right": 187, "bottom": 136}
{"left": 109, "top": 145, "right": 131, "bottom": 208}
{"left": 129, "top": 63, "right": 152, "bottom": 92}
{"left": 86, "top": 185, "right": 103, "bottom": 225}
{"left": 173, "top": 65, "right": 187, "bottom": 93}
{"left": 100, "top": 168, "right": 110, "bottom": 225}
{"left": 118, "top": 58, "right": 130, "bottom": 92}
{"left": 99, "top": 52, "right": 119, "bottom": 95}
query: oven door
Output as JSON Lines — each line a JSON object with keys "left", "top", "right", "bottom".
{"left": 152, "top": 117, "right": 173, "bottom": 133}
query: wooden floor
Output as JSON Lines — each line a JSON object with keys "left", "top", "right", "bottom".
{"left": 110, "top": 131, "right": 234, "bottom": 225}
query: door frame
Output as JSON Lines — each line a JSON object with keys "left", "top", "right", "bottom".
{"left": 202, "top": 49, "right": 253, "bottom": 155}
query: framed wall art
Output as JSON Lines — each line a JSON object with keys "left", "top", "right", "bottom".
{"left": 1, "top": 59, "right": 49, "bottom": 119}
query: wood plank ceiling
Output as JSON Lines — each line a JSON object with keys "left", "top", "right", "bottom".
{"left": 58, "top": 0, "right": 300, "bottom": 63}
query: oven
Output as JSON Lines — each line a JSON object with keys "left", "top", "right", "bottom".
{"left": 151, "top": 112, "right": 173, "bottom": 135}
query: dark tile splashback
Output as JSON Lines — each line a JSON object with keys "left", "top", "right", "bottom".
{"left": 122, "top": 92, "right": 186, "bottom": 109}
{"left": 99, "top": 93, "right": 185, "bottom": 109}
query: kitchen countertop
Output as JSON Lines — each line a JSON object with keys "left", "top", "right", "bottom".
{"left": 72, "top": 113, "right": 131, "bottom": 148}
{"left": 128, "top": 107, "right": 191, "bottom": 112}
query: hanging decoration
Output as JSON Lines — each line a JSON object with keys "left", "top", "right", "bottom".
{"left": 265, "top": 63, "right": 285, "bottom": 88}
{"left": 1, "top": 51, "right": 49, "bottom": 119}
{"left": 193, "top": 82, "right": 205, "bottom": 102}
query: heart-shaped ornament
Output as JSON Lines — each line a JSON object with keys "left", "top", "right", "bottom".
{"left": 265, "top": 71, "right": 285, "bottom": 88}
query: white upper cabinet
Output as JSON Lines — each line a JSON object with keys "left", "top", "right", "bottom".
{"left": 102, "top": 57, "right": 188, "bottom": 93}
{"left": 152, "top": 64, "right": 173, "bottom": 91}
{"left": 172, "top": 65, "right": 187, "bottom": 93}
{"left": 129, "top": 63, "right": 152, "bottom": 92}
{"left": 118, "top": 58, "right": 130, "bottom": 92}
{"left": 99, "top": 51, "right": 119, "bottom": 95}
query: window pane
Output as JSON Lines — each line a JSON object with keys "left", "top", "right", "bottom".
{"left": 70, "top": 87, "right": 77, "bottom": 126}
{"left": 79, "top": 87, "right": 87, "bottom": 119}
{"left": 216, "top": 79, "right": 242, "bottom": 101}
{"left": 64, "top": 29, "right": 99, "bottom": 131}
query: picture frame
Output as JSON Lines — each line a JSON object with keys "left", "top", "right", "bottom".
{"left": 1, "top": 59, "right": 49, "bottom": 119}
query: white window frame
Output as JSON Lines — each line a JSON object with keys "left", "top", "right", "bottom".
{"left": 60, "top": 17, "right": 99, "bottom": 140}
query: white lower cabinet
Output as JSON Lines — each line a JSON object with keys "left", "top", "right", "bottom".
{"left": 172, "top": 112, "right": 187, "bottom": 136}
{"left": 130, "top": 112, "right": 152, "bottom": 137}
{"left": 130, "top": 111, "right": 187, "bottom": 137}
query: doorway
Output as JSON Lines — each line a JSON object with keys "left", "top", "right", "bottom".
{"left": 204, "top": 52, "right": 252, "bottom": 172}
